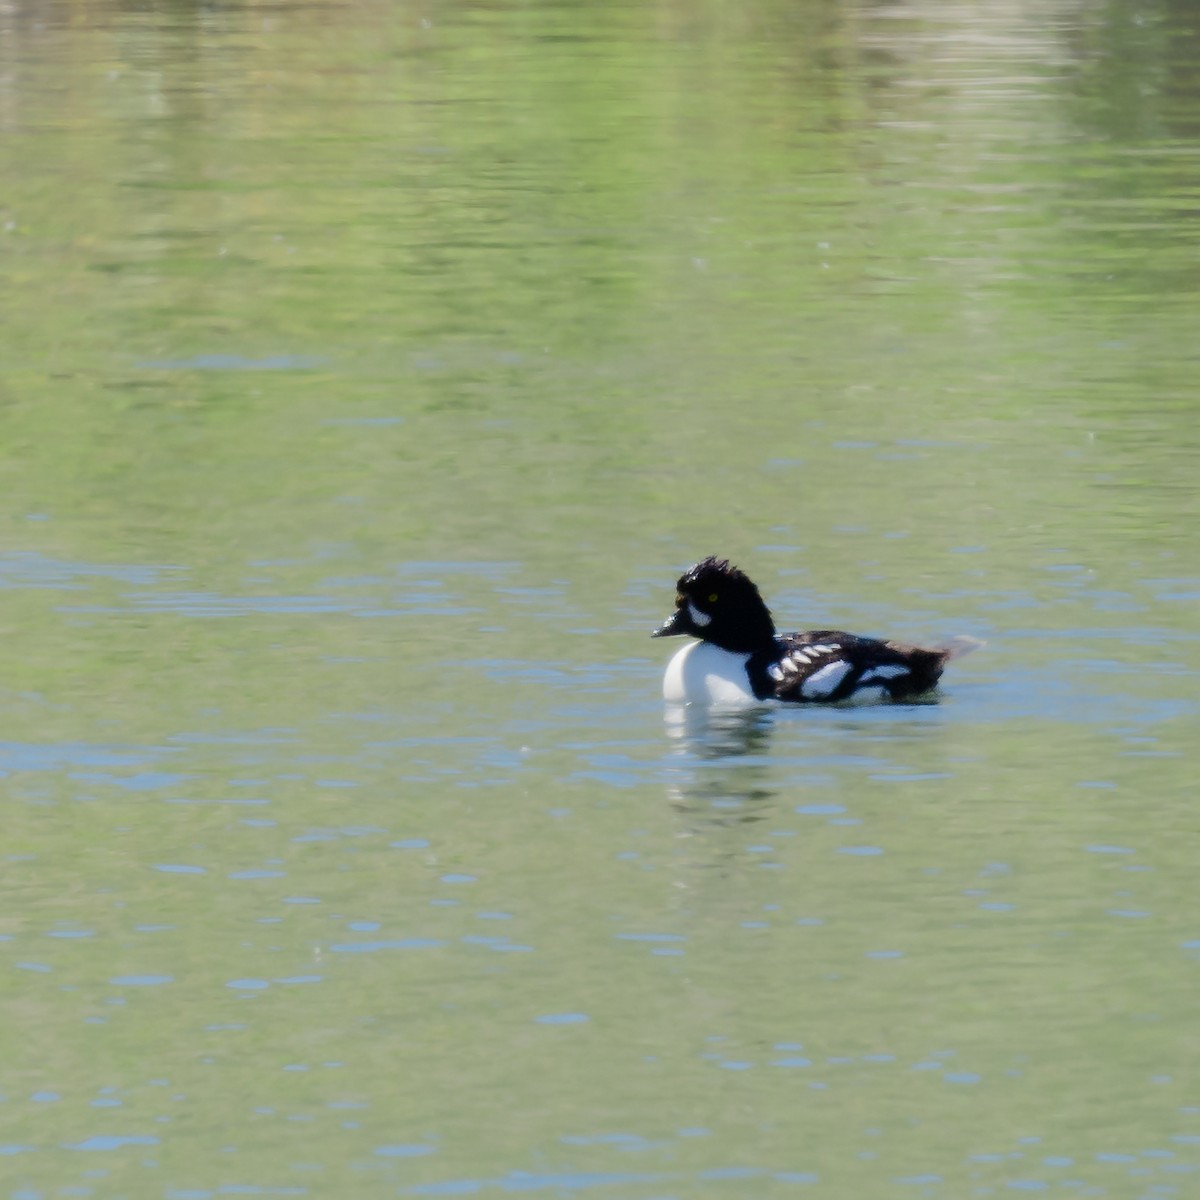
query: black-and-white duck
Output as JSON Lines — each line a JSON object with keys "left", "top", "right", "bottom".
{"left": 652, "top": 556, "right": 977, "bottom": 707}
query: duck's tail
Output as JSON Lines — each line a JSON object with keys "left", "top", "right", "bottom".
{"left": 936, "top": 634, "right": 986, "bottom": 660}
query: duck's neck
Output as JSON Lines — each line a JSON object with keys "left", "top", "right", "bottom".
{"left": 706, "top": 608, "right": 777, "bottom": 655}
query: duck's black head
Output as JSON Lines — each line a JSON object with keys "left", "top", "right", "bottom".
{"left": 651, "top": 556, "right": 777, "bottom": 653}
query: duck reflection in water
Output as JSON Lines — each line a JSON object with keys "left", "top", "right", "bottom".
{"left": 662, "top": 702, "right": 778, "bottom": 829}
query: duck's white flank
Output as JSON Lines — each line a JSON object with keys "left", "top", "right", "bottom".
{"left": 662, "top": 640, "right": 758, "bottom": 708}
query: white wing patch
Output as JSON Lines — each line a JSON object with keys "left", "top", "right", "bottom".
{"left": 781, "top": 642, "right": 840, "bottom": 669}
{"left": 860, "top": 663, "right": 909, "bottom": 683}
{"left": 800, "top": 660, "right": 852, "bottom": 699}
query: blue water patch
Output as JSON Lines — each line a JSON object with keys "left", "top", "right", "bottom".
{"left": 375, "top": 1144, "right": 437, "bottom": 1158}
{"left": 559, "top": 1133, "right": 646, "bottom": 1148}
{"left": 615, "top": 932, "right": 685, "bottom": 943}
{"left": 170, "top": 729, "right": 299, "bottom": 746}
{"left": 0, "top": 552, "right": 178, "bottom": 590}
{"left": 167, "top": 796, "right": 270, "bottom": 808}
{"left": 226, "top": 980, "right": 271, "bottom": 991}
{"left": 153, "top": 864, "right": 207, "bottom": 875}
{"left": 137, "top": 354, "right": 324, "bottom": 371}
{"left": 534, "top": 1013, "right": 589, "bottom": 1025}
{"left": 71, "top": 770, "right": 190, "bottom": 791}
{"left": 109, "top": 975, "right": 173, "bottom": 987}
{"left": 795, "top": 803, "right": 845, "bottom": 816}
{"left": 406, "top": 1169, "right": 665, "bottom": 1194}
{"left": 0, "top": 741, "right": 169, "bottom": 771}
{"left": 329, "top": 939, "right": 443, "bottom": 953}
{"left": 64, "top": 1134, "right": 160, "bottom": 1151}
{"left": 117, "top": 591, "right": 376, "bottom": 618}
{"left": 404, "top": 1184, "right": 478, "bottom": 1197}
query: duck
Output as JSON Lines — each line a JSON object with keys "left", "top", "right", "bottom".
{"left": 652, "top": 556, "right": 978, "bottom": 707}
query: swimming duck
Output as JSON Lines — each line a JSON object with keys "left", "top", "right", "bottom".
{"left": 652, "top": 556, "right": 977, "bottom": 707}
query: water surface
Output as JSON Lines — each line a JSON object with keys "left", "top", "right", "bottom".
{"left": 2, "top": 1, "right": 1199, "bottom": 1197}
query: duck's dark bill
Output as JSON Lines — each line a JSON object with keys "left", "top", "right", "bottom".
{"left": 651, "top": 610, "right": 686, "bottom": 638}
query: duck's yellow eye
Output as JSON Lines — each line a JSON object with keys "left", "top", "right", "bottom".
{"left": 708, "top": 593, "right": 718, "bottom": 603}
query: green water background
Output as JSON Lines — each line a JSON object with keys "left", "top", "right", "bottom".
{"left": 2, "top": 1, "right": 1199, "bottom": 1196}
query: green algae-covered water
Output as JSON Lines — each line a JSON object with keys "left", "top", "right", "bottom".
{"left": 2, "top": 1, "right": 1199, "bottom": 1196}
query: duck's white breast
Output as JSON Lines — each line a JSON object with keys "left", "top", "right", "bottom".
{"left": 662, "top": 640, "right": 760, "bottom": 708}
